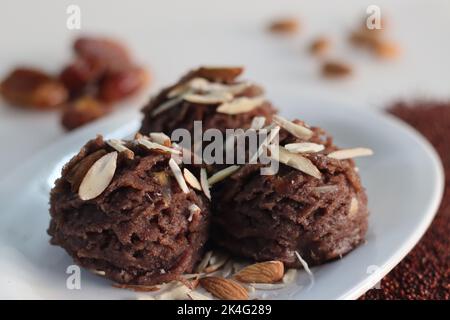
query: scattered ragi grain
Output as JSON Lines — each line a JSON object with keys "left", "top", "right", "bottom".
{"left": 362, "top": 101, "right": 450, "bottom": 300}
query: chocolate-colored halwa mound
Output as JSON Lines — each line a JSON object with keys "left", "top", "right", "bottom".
{"left": 211, "top": 116, "right": 370, "bottom": 267}
{"left": 139, "top": 66, "right": 277, "bottom": 135}
{"left": 48, "top": 135, "right": 210, "bottom": 285}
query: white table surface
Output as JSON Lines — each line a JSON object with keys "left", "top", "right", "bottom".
{"left": 1, "top": 0, "right": 449, "bottom": 176}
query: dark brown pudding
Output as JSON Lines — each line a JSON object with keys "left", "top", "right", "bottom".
{"left": 139, "top": 66, "right": 277, "bottom": 135}
{"left": 48, "top": 135, "right": 210, "bottom": 285}
{"left": 211, "top": 117, "right": 370, "bottom": 267}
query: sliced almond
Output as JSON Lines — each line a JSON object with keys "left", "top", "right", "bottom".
{"left": 204, "top": 252, "right": 230, "bottom": 273}
{"left": 207, "top": 165, "right": 240, "bottom": 186}
{"left": 234, "top": 261, "right": 284, "bottom": 284}
{"left": 66, "top": 149, "right": 107, "bottom": 192}
{"left": 217, "top": 96, "right": 265, "bottom": 115}
{"left": 249, "top": 283, "right": 287, "bottom": 290}
{"left": 106, "top": 139, "right": 134, "bottom": 159}
{"left": 200, "top": 277, "right": 248, "bottom": 300}
{"left": 184, "top": 91, "right": 233, "bottom": 104}
{"left": 273, "top": 115, "right": 313, "bottom": 140}
{"left": 284, "top": 142, "right": 324, "bottom": 153}
{"left": 200, "top": 168, "right": 211, "bottom": 200}
{"left": 168, "top": 158, "right": 190, "bottom": 194}
{"left": 250, "top": 116, "right": 266, "bottom": 130}
{"left": 183, "top": 168, "right": 202, "bottom": 190}
{"left": 89, "top": 269, "right": 106, "bottom": 276}
{"left": 151, "top": 96, "right": 184, "bottom": 117}
{"left": 349, "top": 197, "right": 359, "bottom": 216}
{"left": 78, "top": 151, "right": 117, "bottom": 201}
{"left": 188, "top": 203, "right": 201, "bottom": 222}
{"left": 327, "top": 147, "right": 373, "bottom": 160}
{"left": 282, "top": 269, "right": 298, "bottom": 284}
{"left": 149, "top": 132, "right": 171, "bottom": 147}
{"left": 196, "top": 250, "right": 213, "bottom": 273}
{"left": 155, "top": 284, "right": 191, "bottom": 300}
{"left": 137, "top": 138, "right": 181, "bottom": 155}
{"left": 294, "top": 251, "right": 314, "bottom": 284}
{"left": 187, "top": 291, "right": 212, "bottom": 300}
{"left": 272, "top": 147, "right": 321, "bottom": 179}
{"left": 249, "top": 125, "right": 280, "bottom": 163}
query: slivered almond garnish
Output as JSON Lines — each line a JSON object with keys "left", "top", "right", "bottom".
{"left": 327, "top": 147, "right": 373, "bottom": 160}
{"left": 272, "top": 147, "right": 321, "bottom": 179}
{"left": 312, "top": 185, "right": 338, "bottom": 193}
{"left": 149, "top": 132, "right": 171, "bottom": 147}
{"left": 204, "top": 252, "right": 230, "bottom": 273}
{"left": 90, "top": 269, "right": 106, "bottom": 276}
{"left": 249, "top": 125, "right": 280, "bottom": 163}
{"left": 187, "top": 291, "right": 212, "bottom": 300}
{"left": 78, "top": 151, "right": 117, "bottom": 201}
{"left": 273, "top": 115, "right": 313, "bottom": 140}
{"left": 284, "top": 142, "right": 325, "bottom": 153}
{"left": 106, "top": 139, "right": 134, "bottom": 159}
{"left": 207, "top": 165, "right": 240, "bottom": 186}
{"left": 200, "top": 168, "right": 211, "bottom": 200}
{"left": 137, "top": 138, "right": 181, "bottom": 155}
{"left": 151, "top": 96, "right": 184, "bottom": 117}
{"left": 184, "top": 91, "right": 233, "bottom": 104}
{"left": 188, "top": 204, "right": 201, "bottom": 222}
{"left": 66, "top": 149, "right": 107, "bottom": 192}
{"left": 196, "top": 250, "right": 213, "bottom": 273}
{"left": 349, "top": 197, "right": 359, "bottom": 216}
{"left": 168, "top": 159, "right": 189, "bottom": 194}
{"left": 155, "top": 283, "right": 192, "bottom": 300}
{"left": 282, "top": 269, "right": 298, "bottom": 284}
{"left": 183, "top": 169, "right": 202, "bottom": 190}
{"left": 250, "top": 116, "right": 266, "bottom": 130}
{"left": 234, "top": 261, "right": 284, "bottom": 284}
{"left": 217, "top": 96, "right": 265, "bottom": 115}
{"left": 295, "top": 251, "right": 314, "bottom": 285}
{"left": 200, "top": 277, "right": 248, "bottom": 300}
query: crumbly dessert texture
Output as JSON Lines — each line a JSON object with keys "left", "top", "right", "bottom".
{"left": 139, "top": 66, "right": 277, "bottom": 135}
{"left": 48, "top": 135, "right": 210, "bottom": 285}
{"left": 211, "top": 118, "right": 370, "bottom": 267}
{"left": 48, "top": 67, "right": 373, "bottom": 298}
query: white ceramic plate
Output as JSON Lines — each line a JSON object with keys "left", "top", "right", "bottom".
{"left": 0, "top": 96, "right": 443, "bottom": 300}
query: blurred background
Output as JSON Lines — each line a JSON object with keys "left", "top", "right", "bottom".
{"left": 1, "top": 0, "right": 449, "bottom": 175}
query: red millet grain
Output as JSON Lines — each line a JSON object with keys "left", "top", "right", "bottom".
{"left": 361, "top": 101, "right": 450, "bottom": 300}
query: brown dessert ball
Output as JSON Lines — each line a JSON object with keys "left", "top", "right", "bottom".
{"left": 211, "top": 117, "right": 369, "bottom": 267}
{"left": 48, "top": 135, "right": 210, "bottom": 285}
{"left": 139, "top": 66, "right": 277, "bottom": 135}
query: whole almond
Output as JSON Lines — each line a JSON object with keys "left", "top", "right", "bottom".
{"left": 269, "top": 18, "right": 299, "bottom": 34}
{"left": 321, "top": 61, "right": 352, "bottom": 78}
{"left": 234, "top": 261, "right": 284, "bottom": 283}
{"left": 200, "top": 277, "right": 248, "bottom": 300}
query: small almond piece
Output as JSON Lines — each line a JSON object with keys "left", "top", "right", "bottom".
{"left": 272, "top": 146, "right": 322, "bottom": 179}
{"left": 284, "top": 142, "right": 324, "bottom": 153}
{"left": 184, "top": 91, "right": 233, "bottom": 104}
{"left": 217, "top": 96, "right": 265, "bottom": 115}
{"left": 327, "top": 147, "right": 373, "bottom": 160}
{"left": 273, "top": 115, "right": 313, "bottom": 140}
{"left": 234, "top": 261, "right": 284, "bottom": 284}
{"left": 78, "top": 151, "right": 118, "bottom": 200}
{"left": 200, "top": 277, "right": 248, "bottom": 300}
{"left": 169, "top": 159, "right": 190, "bottom": 194}
{"left": 149, "top": 132, "right": 171, "bottom": 147}
{"left": 66, "top": 149, "right": 107, "bottom": 192}
{"left": 207, "top": 165, "right": 240, "bottom": 186}
{"left": 200, "top": 168, "right": 211, "bottom": 200}
{"left": 106, "top": 139, "right": 134, "bottom": 159}
{"left": 183, "top": 168, "right": 202, "bottom": 191}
